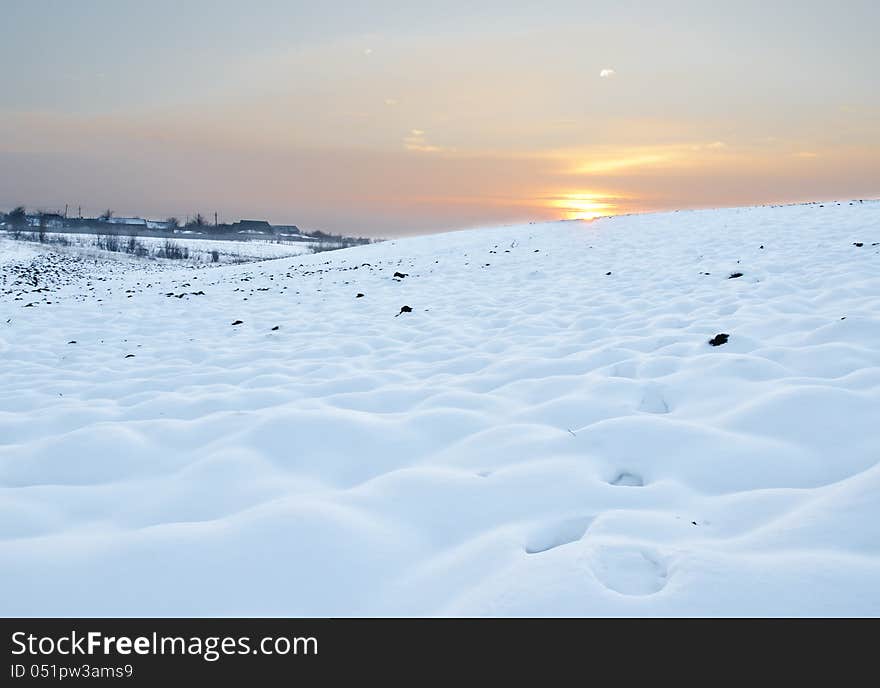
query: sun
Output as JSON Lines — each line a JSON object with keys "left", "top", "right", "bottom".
{"left": 547, "top": 192, "right": 617, "bottom": 220}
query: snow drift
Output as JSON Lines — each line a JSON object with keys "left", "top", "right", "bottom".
{"left": 1, "top": 201, "right": 879, "bottom": 616}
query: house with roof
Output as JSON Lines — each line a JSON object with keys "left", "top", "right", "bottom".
{"left": 27, "top": 212, "right": 66, "bottom": 229}
{"left": 231, "top": 219, "right": 273, "bottom": 234}
{"left": 106, "top": 217, "right": 148, "bottom": 228}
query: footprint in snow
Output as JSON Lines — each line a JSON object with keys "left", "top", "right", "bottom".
{"left": 588, "top": 546, "right": 668, "bottom": 596}
{"left": 525, "top": 516, "right": 594, "bottom": 554}
{"left": 638, "top": 384, "right": 669, "bottom": 414}
{"left": 610, "top": 471, "right": 644, "bottom": 487}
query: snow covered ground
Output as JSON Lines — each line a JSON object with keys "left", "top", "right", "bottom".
{"left": 1, "top": 201, "right": 879, "bottom": 616}
{"left": 32, "top": 232, "right": 316, "bottom": 264}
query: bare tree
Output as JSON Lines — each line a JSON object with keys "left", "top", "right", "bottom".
{"left": 6, "top": 206, "right": 27, "bottom": 232}
{"left": 186, "top": 213, "right": 207, "bottom": 229}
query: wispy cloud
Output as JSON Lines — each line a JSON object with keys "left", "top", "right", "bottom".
{"left": 562, "top": 142, "right": 741, "bottom": 175}
{"left": 570, "top": 151, "right": 675, "bottom": 174}
{"left": 404, "top": 129, "right": 444, "bottom": 153}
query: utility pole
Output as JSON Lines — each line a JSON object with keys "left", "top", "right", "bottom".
{"left": 214, "top": 211, "right": 218, "bottom": 227}
{"left": 78, "top": 206, "right": 82, "bottom": 219}
{"left": 64, "top": 204, "right": 68, "bottom": 218}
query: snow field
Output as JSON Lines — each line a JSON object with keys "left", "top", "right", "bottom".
{"left": 1, "top": 201, "right": 879, "bottom": 615}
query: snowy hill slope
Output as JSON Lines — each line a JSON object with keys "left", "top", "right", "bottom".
{"left": 1, "top": 201, "right": 879, "bottom": 616}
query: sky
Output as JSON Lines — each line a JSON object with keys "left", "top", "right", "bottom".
{"left": 1, "top": 0, "right": 878, "bottom": 237}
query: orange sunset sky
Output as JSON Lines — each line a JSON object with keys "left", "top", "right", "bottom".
{"left": 1, "top": 1, "right": 878, "bottom": 236}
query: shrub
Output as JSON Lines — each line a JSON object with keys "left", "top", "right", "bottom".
{"left": 97, "top": 233, "right": 121, "bottom": 252}
{"left": 161, "top": 240, "right": 189, "bottom": 260}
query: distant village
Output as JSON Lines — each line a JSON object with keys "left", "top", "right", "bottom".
{"left": 0, "top": 207, "right": 308, "bottom": 240}
{"left": 0, "top": 206, "right": 373, "bottom": 248}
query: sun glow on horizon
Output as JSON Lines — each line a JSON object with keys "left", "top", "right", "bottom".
{"left": 547, "top": 192, "right": 620, "bottom": 220}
